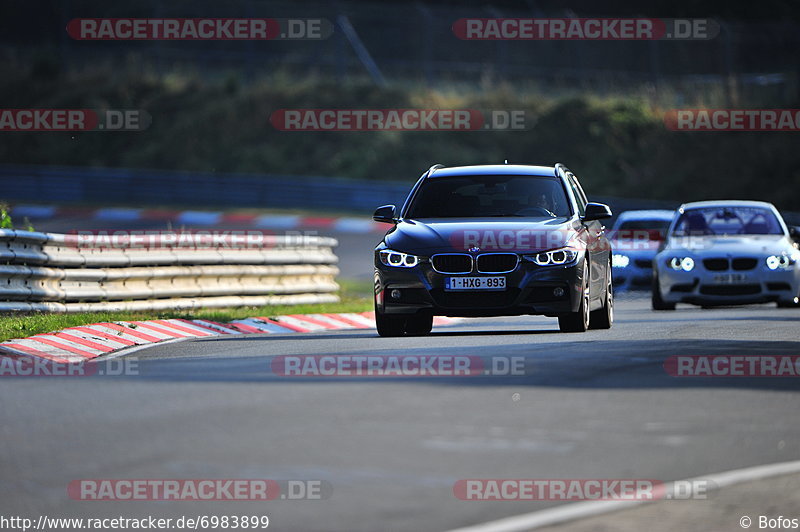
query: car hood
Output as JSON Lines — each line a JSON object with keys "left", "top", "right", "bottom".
{"left": 661, "top": 234, "right": 794, "bottom": 256}
{"left": 383, "top": 217, "right": 580, "bottom": 254}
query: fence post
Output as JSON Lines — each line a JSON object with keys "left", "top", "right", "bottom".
{"left": 719, "top": 21, "right": 738, "bottom": 107}
{"left": 336, "top": 14, "right": 386, "bottom": 86}
{"left": 416, "top": 3, "right": 434, "bottom": 86}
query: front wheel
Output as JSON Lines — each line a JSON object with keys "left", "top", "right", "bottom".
{"left": 777, "top": 297, "right": 800, "bottom": 308}
{"left": 590, "top": 262, "right": 613, "bottom": 329}
{"left": 375, "top": 305, "right": 407, "bottom": 337}
{"left": 651, "top": 273, "right": 676, "bottom": 311}
{"left": 559, "top": 261, "right": 591, "bottom": 333}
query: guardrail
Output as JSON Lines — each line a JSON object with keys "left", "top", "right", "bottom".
{"left": 0, "top": 229, "right": 340, "bottom": 313}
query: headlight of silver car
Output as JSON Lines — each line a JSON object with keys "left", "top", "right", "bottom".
{"left": 379, "top": 249, "right": 421, "bottom": 268}
{"left": 612, "top": 254, "right": 630, "bottom": 268}
{"left": 668, "top": 257, "right": 695, "bottom": 272}
{"left": 766, "top": 253, "right": 795, "bottom": 270}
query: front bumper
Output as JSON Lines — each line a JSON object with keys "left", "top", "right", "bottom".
{"left": 656, "top": 264, "right": 800, "bottom": 305}
{"left": 375, "top": 257, "right": 585, "bottom": 317}
{"left": 612, "top": 259, "right": 655, "bottom": 290}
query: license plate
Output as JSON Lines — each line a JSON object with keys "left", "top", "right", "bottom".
{"left": 713, "top": 273, "right": 747, "bottom": 284}
{"left": 445, "top": 276, "right": 506, "bottom": 291}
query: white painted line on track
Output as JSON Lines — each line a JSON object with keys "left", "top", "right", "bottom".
{"left": 446, "top": 460, "right": 800, "bottom": 532}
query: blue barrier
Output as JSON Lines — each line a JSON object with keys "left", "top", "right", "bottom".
{"left": 0, "top": 164, "right": 413, "bottom": 212}
{"left": 5, "top": 164, "right": 797, "bottom": 225}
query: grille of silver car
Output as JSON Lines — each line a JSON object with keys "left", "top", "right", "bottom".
{"left": 731, "top": 258, "right": 758, "bottom": 271}
{"left": 703, "top": 257, "right": 758, "bottom": 271}
{"left": 703, "top": 258, "right": 729, "bottom": 271}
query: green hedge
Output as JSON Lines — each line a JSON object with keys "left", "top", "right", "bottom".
{"left": 1, "top": 63, "right": 798, "bottom": 208}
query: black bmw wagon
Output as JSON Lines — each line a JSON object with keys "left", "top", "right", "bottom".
{"left": 373, "top": 163, "right": 614, "bottom": 336}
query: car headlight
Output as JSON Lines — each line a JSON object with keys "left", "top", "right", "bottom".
{"left": 524, "top": 247, "right": 580, "bottom": 266}
{"left": 766, "top": 254, "right": 794, "bottom": 270}
{"left": 379, "top": 249, "right": 420, "bottom": 268}
{"left": 612, "top": 254, "right": 630, "bottom": 268}
{"left": 668, "top": 257, "right": 695, "bottom": 272}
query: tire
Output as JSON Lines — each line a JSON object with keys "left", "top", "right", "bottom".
{"left": 405, "top": 314, "right": 433, "bottom": 336}
{"left": 651, "top": 273, "right": 676, "bottom": 311}
{"left": 375, "top": 304, "right": 407, "bottom": 337}
{"left": 559, "top": 261, "right": 591, "bottom": 333}
{"left": 590, "top": 262, "right": 613, "bottom": 329}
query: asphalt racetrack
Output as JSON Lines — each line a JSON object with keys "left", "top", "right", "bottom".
{"left": 2, "top": 294, "right": 799, "bottom": 531}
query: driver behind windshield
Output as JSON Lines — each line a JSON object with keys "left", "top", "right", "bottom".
{"left": 672, "top": 207, "right": 783, "bottom": 236}
{"left": 407, "top": 176, "right": 570, "bottom": 218}
{"left": 529, "top": 191, "right": 557, "bottom": 217}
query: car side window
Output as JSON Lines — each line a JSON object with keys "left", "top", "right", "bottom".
{"left": 567, "top": 174, "right": 587, "bottom": 217}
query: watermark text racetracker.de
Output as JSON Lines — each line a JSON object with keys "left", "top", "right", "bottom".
{"left": 664, "top": 109, "right": 800, "bottom": 131}
{"left": 68, "top": 478, "right": 331, "bottom": 501}
{"left": 453, "top": 478, "right": 716, "bottom": 500}
{"left": 452, "top": 18, "right": 718, "bottom": 40}
{"left": 67, "top": 18, "right": 333, "bottom": 40}
{"left": 0, "top": 357, "right": 138, "bottom": 377}
{"left": 448, "top": 228, "right": 662, "bottom": 253}
{"left": 269, "top": 109, "right": 531, "bottom": 131}
{"left": 63, "top": 230, "right": 320, "bottom": 249}
{"left": 446, "top": 229, "right": 713, "bottom": 253}
{"left": 665, "top": 355, "right": 800, "bottom": 377}
{"left": 0, "top": 109, "right": 150, "bottom": 131}
{"left": 271, "top": 354, "right": 526, "bottom": 377}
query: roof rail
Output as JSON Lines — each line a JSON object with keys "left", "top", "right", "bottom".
{"left": 554, "top": 163, "right": 569, "bottom": 178}
{"left": 426, "top": 163, "right": 445, "bottom": 177}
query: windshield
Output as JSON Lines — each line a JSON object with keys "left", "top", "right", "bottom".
{"left": 671, "top": 207, "right": 783, "bottom": 236}
{"left": 405, "top": 175, "right": 571, "bottom": 219}
{"left": 618, "top": 220, "right": 671, "bottom": 232}
{"left": 615, "top": 219, "right": 672, "bottom": 240}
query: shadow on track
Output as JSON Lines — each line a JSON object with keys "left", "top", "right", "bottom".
{"left": 92, "top": 337, "right": 800, "bottom": 392}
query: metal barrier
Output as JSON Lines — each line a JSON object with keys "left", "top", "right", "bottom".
{"left": 0, "top": 229, "right": 340, "bottom": 313}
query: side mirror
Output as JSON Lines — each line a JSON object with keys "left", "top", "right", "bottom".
{"left": 373, "top": 204, "right": 397, "bottom": 224}
{"left": 583, "top": 202, "right": 613, "bottom": 222}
